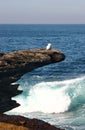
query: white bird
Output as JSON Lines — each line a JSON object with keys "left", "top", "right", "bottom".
{"left": 46, "top": 43, "right": 52, "bottom": 50}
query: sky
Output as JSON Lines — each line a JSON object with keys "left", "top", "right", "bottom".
{"left": 0, "top": 0, "right": 85, "bottom": 24}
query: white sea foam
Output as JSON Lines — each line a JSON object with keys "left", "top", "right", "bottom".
{"left": 10, "top": 76, "right": 85, "bottom": 114}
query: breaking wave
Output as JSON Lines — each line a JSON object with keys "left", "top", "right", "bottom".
{"left": 11, "top": 76, "right": 85, "bottom": 114}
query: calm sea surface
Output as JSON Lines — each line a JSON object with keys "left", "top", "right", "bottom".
{"left": 0, "top": 24, "right": 85, "bottom": 130}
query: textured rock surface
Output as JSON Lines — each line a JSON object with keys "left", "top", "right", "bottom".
{"left": 0, "top": 49, "right": 65, "bottom": 130}
{"left": 0, "top": 114, "right": 65, "bottom": 130}
{"left": 0, "top": 49, "right": 65, "bottom": 113}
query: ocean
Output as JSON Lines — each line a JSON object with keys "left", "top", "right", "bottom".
{"left": 0, "top": 24, "right": 85, "bottom": 130}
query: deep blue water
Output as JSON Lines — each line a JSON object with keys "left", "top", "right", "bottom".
{"left": 0, "top": 24, "right": 85, "bottom": 130}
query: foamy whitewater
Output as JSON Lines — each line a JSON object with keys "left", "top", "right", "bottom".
{"left": 7, "top": 76, "right": 85, "bottom": 130}
{"left": 9, "top": 76, "right": 85, "bottom": 114}
{"left": 0, "top": 24, "right": 85, "bottom": 130}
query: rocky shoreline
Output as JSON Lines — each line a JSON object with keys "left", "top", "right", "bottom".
{"left": 0, "top": 114, "right": 65, "bottom": 130}
{"left": 0, "top": 49, "right": 65, "bottom": 130}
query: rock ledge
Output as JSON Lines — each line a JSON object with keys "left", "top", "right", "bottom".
{"left": 0, "top": 49, "right": 65, "bottom": 113}
{"left": 0, "top": 49, "right": 65, "bottom": 130}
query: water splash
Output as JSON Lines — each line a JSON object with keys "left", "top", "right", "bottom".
{"left": 10, "top": 76, "right": 85, "bottom": 114}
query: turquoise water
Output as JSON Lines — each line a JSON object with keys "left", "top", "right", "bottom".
{"left": 9, "top": 76, "right": 85, "bottom": 130}
{"left": 0, "top": 24, "right": 85, "bottom": 130}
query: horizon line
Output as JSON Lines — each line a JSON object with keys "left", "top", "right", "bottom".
{"left": 0, "top": 23, "right": 85, "bottom": 25}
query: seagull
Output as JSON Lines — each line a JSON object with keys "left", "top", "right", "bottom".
{"left": 46, "top": 43, "right": 52, "bottom": 50}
